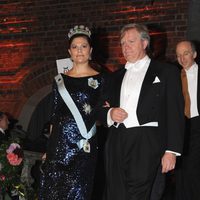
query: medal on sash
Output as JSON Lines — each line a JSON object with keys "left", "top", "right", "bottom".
{"left": 83, "top": 140, "right": 90, "bottom": 153}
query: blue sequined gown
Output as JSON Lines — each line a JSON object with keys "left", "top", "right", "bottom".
{"left": 39, "top": 73, "right": 105, "bottom": 200}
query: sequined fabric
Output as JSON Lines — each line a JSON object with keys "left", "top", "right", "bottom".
{"left": 39, "top": 73, "right": 104, "bottom": 200}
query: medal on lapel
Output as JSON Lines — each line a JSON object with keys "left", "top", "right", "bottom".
{"left": 83, "top": 140, "right": 90, "bottom": 153}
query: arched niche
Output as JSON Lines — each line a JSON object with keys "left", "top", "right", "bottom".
{"left": 18, "top": 84, "right": 52, "bottom": 134}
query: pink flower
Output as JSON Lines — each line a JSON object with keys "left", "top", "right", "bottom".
{"left": 0, "top": 175, "right": 6, "bottom": 181}
{"left": 6, "top": 143, "right": 23, "bottom": 166}
{"left": 6, "top": 153, "right": 22, "bottom": 166}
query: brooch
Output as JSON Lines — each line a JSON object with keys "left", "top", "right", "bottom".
{"left": 88, "top": 78, "right": 99, "bottom": 89}
{"left": 83, "top": 103, "right": 92, "bottom": 115}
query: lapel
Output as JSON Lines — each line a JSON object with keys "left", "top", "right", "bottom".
{"left": 137, "top": 60, "right": 159, "bottom": 108}
{"left": 197, "top": 65, "right": 200, "bottom": 111}
{"left": 114, "top": 67, "right": 126, "bottom": 106}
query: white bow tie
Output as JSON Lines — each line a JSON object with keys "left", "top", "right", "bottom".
{"left": 125, "top": 61, "right": 143, "bottom": 71}
{"left": 125, "top": 62, "right": 134, "bottom": 70}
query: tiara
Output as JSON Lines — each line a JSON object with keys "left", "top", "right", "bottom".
{"left": 68, "top": 25, "right": 91, "bottom": 39}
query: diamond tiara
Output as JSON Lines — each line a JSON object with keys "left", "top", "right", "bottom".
{"left": 68, "top": 25, "right": 91, "bottom": 39}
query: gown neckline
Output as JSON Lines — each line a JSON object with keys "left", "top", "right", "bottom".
{"left": 63, "top": 72, "right": 100, "bottom": 79}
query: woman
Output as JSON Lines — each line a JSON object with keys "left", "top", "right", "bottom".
{"left": 39, "top": 25, "right": 106, "bottom": 200}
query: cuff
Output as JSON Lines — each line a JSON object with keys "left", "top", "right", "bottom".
{"left": 165, "top": 150, "right": 181, "bottom": 156}
{"left": 107, "top": 108, "right": 114, "bottom": 127}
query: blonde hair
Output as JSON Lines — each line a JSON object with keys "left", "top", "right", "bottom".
{"left": 120, "top": 23, "right": 150, "bottom": 48}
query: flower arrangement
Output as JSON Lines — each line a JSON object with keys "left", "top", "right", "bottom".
{"left": 0, "top": 139, "right": 24, "bottom": 196}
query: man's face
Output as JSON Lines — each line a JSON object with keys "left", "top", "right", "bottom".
{"left": 0, "top": 114, "right": 9, "bottom": 131}
{"left": 120, "top": 28, "right": 148, "bottom": 63}
{"left": 176, "top": 41, "right": 197, "bottom": 70}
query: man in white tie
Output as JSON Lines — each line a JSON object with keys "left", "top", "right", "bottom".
{"left": 175, "top": 40, "right": 200, "bottom": 200}
{"left": 98, "top": 23, "right": 185, "bottom": 200}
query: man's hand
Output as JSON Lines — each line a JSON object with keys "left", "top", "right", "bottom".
{"left": 110, "top": 108, "right": 128, "bottom": 123}
{"left": 161, "top": 152, "right": 176, "bottom": 173}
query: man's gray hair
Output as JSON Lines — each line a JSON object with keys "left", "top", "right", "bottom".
{"left": 120, "top": 23, "right": 150, "bottom": 48}
{"left": 177, "top": 40, "right": 197, "bottom": 53}
{"left": 189, "top": 41, "right": 196, "bottom": 53}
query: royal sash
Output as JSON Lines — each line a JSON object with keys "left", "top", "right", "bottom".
{"left": 55, "top": 74, "right": 96, "bottom": 152}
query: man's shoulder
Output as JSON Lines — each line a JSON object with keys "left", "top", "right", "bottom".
{"left": 150, "top": 59, "right": 175, "bottom": 67}
{"left": 113, "top": 65, "right": 126, "bottom": 74}
{"left": 150, "top": 59, "right": 180, "bottom": 73}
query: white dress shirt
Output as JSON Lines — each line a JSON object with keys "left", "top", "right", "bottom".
{"left": 108, "top": 55, "right": 158, "bottom": 128}
{"left": 185, "top": 62, "right": 199, "bottom": 118}
{"left": 107, "top": 56, "right": 180, "bottom": 155}
{"left": 120, "top": 56, "right": 158, "bottom": 128}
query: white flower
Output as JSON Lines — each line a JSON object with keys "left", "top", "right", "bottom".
{"left": 6, "top": 143, "right": 21, "bottom": 154}
{"left": 88, "top": 78, "right": 99, "bottom": 89}
{"left": 83, "top": 103, "right": 92, "bottom": 115}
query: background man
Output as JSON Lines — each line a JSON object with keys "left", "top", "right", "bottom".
{"left": 175, "top": 40, "right": 200, "bottom": 200}
{"left": 0, "top": 111, "right": 9, "bottom": 144}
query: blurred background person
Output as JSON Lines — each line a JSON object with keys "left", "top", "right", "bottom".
{"left": 0, "top": 111, "right": 20, "bottom": 200}
{"left": 0, "top": 111, "right": 9, "bottom": 144}
{"left": 175, "top": 40, "right": 200, "bottom": 200}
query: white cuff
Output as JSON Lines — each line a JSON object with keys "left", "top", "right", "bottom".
{"left": 107, "top": 108, "right": 114, "bottom": 127}
{"left": 165, "top": 150, "right": 181, "bottom": 156}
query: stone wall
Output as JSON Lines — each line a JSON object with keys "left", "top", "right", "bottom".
{"left": 0, "top": 0, "right": 189, "bottom": 118}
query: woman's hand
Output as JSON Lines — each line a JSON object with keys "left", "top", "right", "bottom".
{"left": 42, "top": 153, "right": 46, "bottom": 161}
{"left": 103, "top": 101, "right": 110, "bottom": 108}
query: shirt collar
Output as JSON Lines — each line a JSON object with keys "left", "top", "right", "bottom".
{"left": 0, "top": 127, "right": 5, "bottom": 134}
{"left": 185, "top": 62, "right": 198, "bottom": 75}
{"left": 125, "top": 55, "right": 150, "bottom": 71}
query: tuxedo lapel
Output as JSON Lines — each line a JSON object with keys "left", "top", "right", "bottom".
{"left": 115, "top": 67, "right": 126, "bottom": 106}
{"left": 197, "top": 65, "right": 200, "bottom": 112}
{"left": 138, "top": 60, "right": 158, "bottom": 107}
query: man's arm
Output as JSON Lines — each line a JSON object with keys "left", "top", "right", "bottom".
{"left": 162, "top": 64, "right": 185, "bottom": 173}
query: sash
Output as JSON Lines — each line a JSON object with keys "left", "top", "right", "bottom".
{"left": 55, "top": 74, "right": 96, "bottom": 152}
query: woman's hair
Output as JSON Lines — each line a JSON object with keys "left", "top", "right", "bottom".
{"left": 67, "top": 26, "right": 102, "bottom": 72}
{"left": 68, "top": 33, "right": 92, "bottom": 48}
{"left": 68, "top": 25, "right": 92, "bottom": 47}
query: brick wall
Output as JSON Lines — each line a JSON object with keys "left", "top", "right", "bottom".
{"left": 0, "top": 0, "right": 189, "bottom": 118}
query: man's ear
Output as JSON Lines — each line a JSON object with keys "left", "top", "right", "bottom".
{"left": 193, "top": 51, "right": 197, "bottom": 59}
{"left": 143, "top": 39, "right": 149, "bottom": 50}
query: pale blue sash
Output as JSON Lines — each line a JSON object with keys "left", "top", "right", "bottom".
{"left": 55, "top": 74, "right": 96, "bottom": 150}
